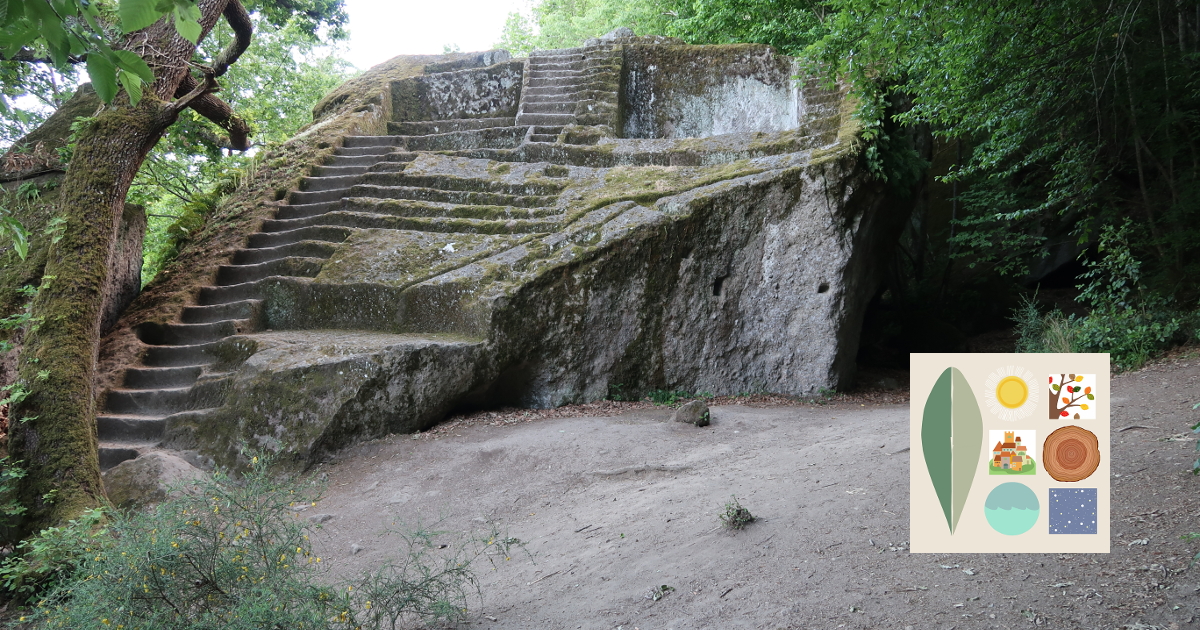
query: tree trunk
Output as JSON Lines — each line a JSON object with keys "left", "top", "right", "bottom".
{"left": 8, "top": 0, "right": 248, "bottom": 534}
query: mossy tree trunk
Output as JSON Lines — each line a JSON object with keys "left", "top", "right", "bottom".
{"left": 8, "top": 0, "right": 252, "bottom": 534}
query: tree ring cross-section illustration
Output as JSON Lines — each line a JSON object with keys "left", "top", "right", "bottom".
{"left": 1042, "top": 425, "right": 1101, "bottom": 483}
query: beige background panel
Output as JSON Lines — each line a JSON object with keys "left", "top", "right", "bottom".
{"left": 910, "top": 354, "right": 1110, "bottom": 553}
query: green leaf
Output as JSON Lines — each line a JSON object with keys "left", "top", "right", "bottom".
{"left": 1086, "top": 393, "right": 1094, "bottom": 400}
{"left": 921, "top": 367, "right": 984, "bottom": 534}
{"left": 172, "top": 5, "right": 200, "bottom": 44}
{"left": 1051, "top": 384, "right": 1059, "bottom": 391}
{"left": 118, "top": 70, "right": 143, "bottom": 106}
{"left": 112, "top": 49, "right": 154, "bottom": 83}
{"left": 119, "top": 0, "right": 166, "bottom": 33}
{"left": 0, "top": 0, "right": 9, "bottom": 27}
{"left": 86, "top": 53, "right": 118, "bottom": 102}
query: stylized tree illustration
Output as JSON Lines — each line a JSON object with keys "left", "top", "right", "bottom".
{"left": 1049, "top": 374, "right": 1093, "bottom": 420}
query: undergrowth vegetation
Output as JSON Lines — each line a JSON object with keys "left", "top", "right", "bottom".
{"left": 0, "top": 452, "right": 520, "bottom": 629}
{"left": 1012, "top": 224, "right": 1199, "bottom": 371}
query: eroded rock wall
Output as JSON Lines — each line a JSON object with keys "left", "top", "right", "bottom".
{"left": 621, "top": 44, "right": 802, "bottom": 139}
{"left": 391, "top": 58, "right": 522, "bottom": 122}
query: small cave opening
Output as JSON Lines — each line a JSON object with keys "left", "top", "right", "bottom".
{"left": 817, "top": 282, "right": 830, "bottom": 293}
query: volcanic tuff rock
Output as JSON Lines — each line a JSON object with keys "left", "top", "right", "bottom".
{"left": 96, "top": 32, "right": 908, "bottom": 471}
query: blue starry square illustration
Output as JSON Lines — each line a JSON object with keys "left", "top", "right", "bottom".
{"left": 1049, "top": 488, "right": 1097, "bottom": 534}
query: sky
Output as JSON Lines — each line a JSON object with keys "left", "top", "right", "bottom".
{"left": 343, "top": 0, "right": 532, "bottom": 70}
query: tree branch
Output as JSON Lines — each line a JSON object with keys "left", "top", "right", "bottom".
{"left": 172, "top": 74, "right": 252, "bottom": 151}
{"left": 213, "top": 0, "right": 253, "bottom": 77}
{"left": 0, "top": 48, "right": 85, "bottom": 65}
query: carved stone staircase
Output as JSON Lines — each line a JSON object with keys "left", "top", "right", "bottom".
{"left": 98, "top": 120, "right": 569, "bottom": 469}
{"left": 517, "top": 45, "right": 621, "bottom": 142}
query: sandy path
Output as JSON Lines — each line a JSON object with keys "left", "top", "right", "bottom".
{"left": 310, "top": 362, "right": 1200, "bottom": 629}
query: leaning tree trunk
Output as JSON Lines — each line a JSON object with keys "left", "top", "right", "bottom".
{"left": 9, "top": 0, "right": 251, "bottom": 533}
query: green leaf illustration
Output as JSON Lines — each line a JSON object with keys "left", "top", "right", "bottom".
{"left": 921, "top": 367, "right": 984, "bottom": 534}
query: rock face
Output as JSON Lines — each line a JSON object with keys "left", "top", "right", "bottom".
{"left": 96, "top": 36, "right": 909, "bottom": 470}
{"left": 101, "top": 452, "right": 205, "bottom": 509}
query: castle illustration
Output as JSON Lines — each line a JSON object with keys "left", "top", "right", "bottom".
{"left": 992, "top": 431, "right": 1032, "bottom": 471}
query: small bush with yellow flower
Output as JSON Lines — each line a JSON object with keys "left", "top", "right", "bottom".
{"left": 19, "top": 450, "right": 522, "bottom": 629}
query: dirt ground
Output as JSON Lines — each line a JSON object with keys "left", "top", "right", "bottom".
{"left": 309, "top": 351, "right": 1200, "bottom": 630}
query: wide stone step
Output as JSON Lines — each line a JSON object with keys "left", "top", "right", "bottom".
{"left": 141, "top": 340, "right": 226, "bottom": 367}
{"left": 348, "top": 184, "right": 558, "bottom": 208}
{"left": 123, "top": 365, "right": 203, "bottom": 389}
{"left": 522, "top": 101, "right": 574, "bottom": 114}
{"left": 515, "top": 112, "right": 575, "bottom": 126}
{"left": 343, "top": 198, "right": 562, "bottom": 220}
{"left": 182, "top": 299, "right": 262, "bottom": 324}
{"left": 262, "top": 209, "right": 562, "bottom": 234}
{"left": 528, "top": 134, "right": 559, "bottom": 143}
{"left": 388, "top": 118, "right": 516, "bottom": 135}
{"left": 527, "top": 76, "right": 590, "bottom": 89}
{"left": 531, "top": 48, "right": 587, "bottom": 58}
{"left": 215, "top": 257, "right": 325, "bottom": 285}
{"left": 99, "top": 444, "right": 151, "bottom": 470}
{"left": 96, "top": 414, "right": 166, "bottom": 442}
{"left": 325, "top": 154, "right": 386, "bottom": 168}
{"left": 358, "top": 172, "right": 564, "bottom": 196}
{"left": 197, "top": 282, "right": 262, "bottom": 307}
{"left": 528, "top": 59, "right": 586, "bottom": 71}
{"left": 310, "top": 164, "right": 371, "bottom": 177}
{"left": 531, "top": 126, "right": 565, "bottom": 135}
{"left": 343, "top": 136, "right": 406, "bottom": 148}
{"left": 246, "top": 225, "right": 353, "bottom": 249}
{"left": 405, "top": 127, "right": 527, "bottom": 151}
{"left": 521, "top": 90, "right": 586, "bottom": 104}
{"left": 333, "top": 145, "right": 396, "bottom": 157}
{"left": 274, "top": 201, "right": 339, "bottom": 220}
{"left": 301, "top": 175, "right": 360, "bottom": 192}
{"left": 105, "top": 387, "right": 192, "bottom": 415}
{"left": 530, "top": 69, "right": 587, "bottom": 79}
{"left": 136, "top": 320, "right": 240, "bottom": 346}
{"left": 231, "top": 240, "right": 339, "bottom": 264}
{"left": 288, "top": 188, "right": 350, "bottom": 205}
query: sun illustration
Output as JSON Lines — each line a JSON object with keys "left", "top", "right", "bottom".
{"left": 984, "top": 366, "right": 1038, "bottom": 421}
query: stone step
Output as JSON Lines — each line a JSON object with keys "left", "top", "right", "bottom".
{"left": 288, "top": 187, "right": 350, "bottom": 205}
{"left": 343, "top": 136, "right": 406, "bottom": 148}
{"left": 527, "top": 76, "right": 591, "bottom": 89}
{"left": 531, "top": 126, "right": 565, "bottom": 135}
{"left": 274, "top": 201, "right": 339, "bottom": 220}
{"left": 348, "top": 184, "right": 558, "bottom": 208}
{"left": 324, "top": 154, "right": 386, "bottom": 168}
{"left": 333, "top": 145, "right": 396, "bottom": 157}
{"left": 99, "top": 443, "right": 153, "bottom": 470}
{"left": 388, "top": 118, "right": 516, "bottom": 135}
{"left": 343, "top": 198, "right": 561, "bottom": 220}
{"left": 358, "top": 172, "right": 565, "bottom": 196}
{"left": 182, "top": 299, "right": 263, "bottom": 324}
{"left": 515, "top": 112, "right": 575, "bottom": 126}
{"left": 257, "top": 211, "right": 561, "bottom": 235}
{"left": 105, "top": 387, "right": 192, "bottom": 415}
{"left": 531, "top": 48, "right": 588, "bottom": 58}
{"left": 215, "top": 257, "right": 325, "bottom": 285}
{"left": 529, "top": 69, "right": 587, "bottom": 79}
{"left": 405, "top": 127, "right": 528, "bottom": 151}
{"left": 140, "top": 340, "right": 226, "bottom": 368}
{"left": 521, "top": 101, "right": 574, "bottom": 114}
{"left": 310, "top": 164, "right": 371, "bottom": 177}
{"left": 246, "top": 225, "right": 352, "bottom": 249}
{"left": 300, "top": 175, "right": 360, "bottom": 192}
{"left": 123, "top": 365, "right": 203, "bottom": 389}
{"left": 528, "top": 60, "right": 586, "bottom": 72}
{"left": 197, "top": 282, "right": 262, "bottom": 307}
{"left": 528, "top": 134, "right": 558, "bottom": 143}
{"left": 521, "top": 90, "right": 587, "bottom": 103}
{"left": 96, "top": 414, "right": 166, "bottom": 442}
{"left": 136, "top": 320, "right": 240, "bottom": 346}
{"left": 231, "top": 240, "right": 339, "bottom": 264}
